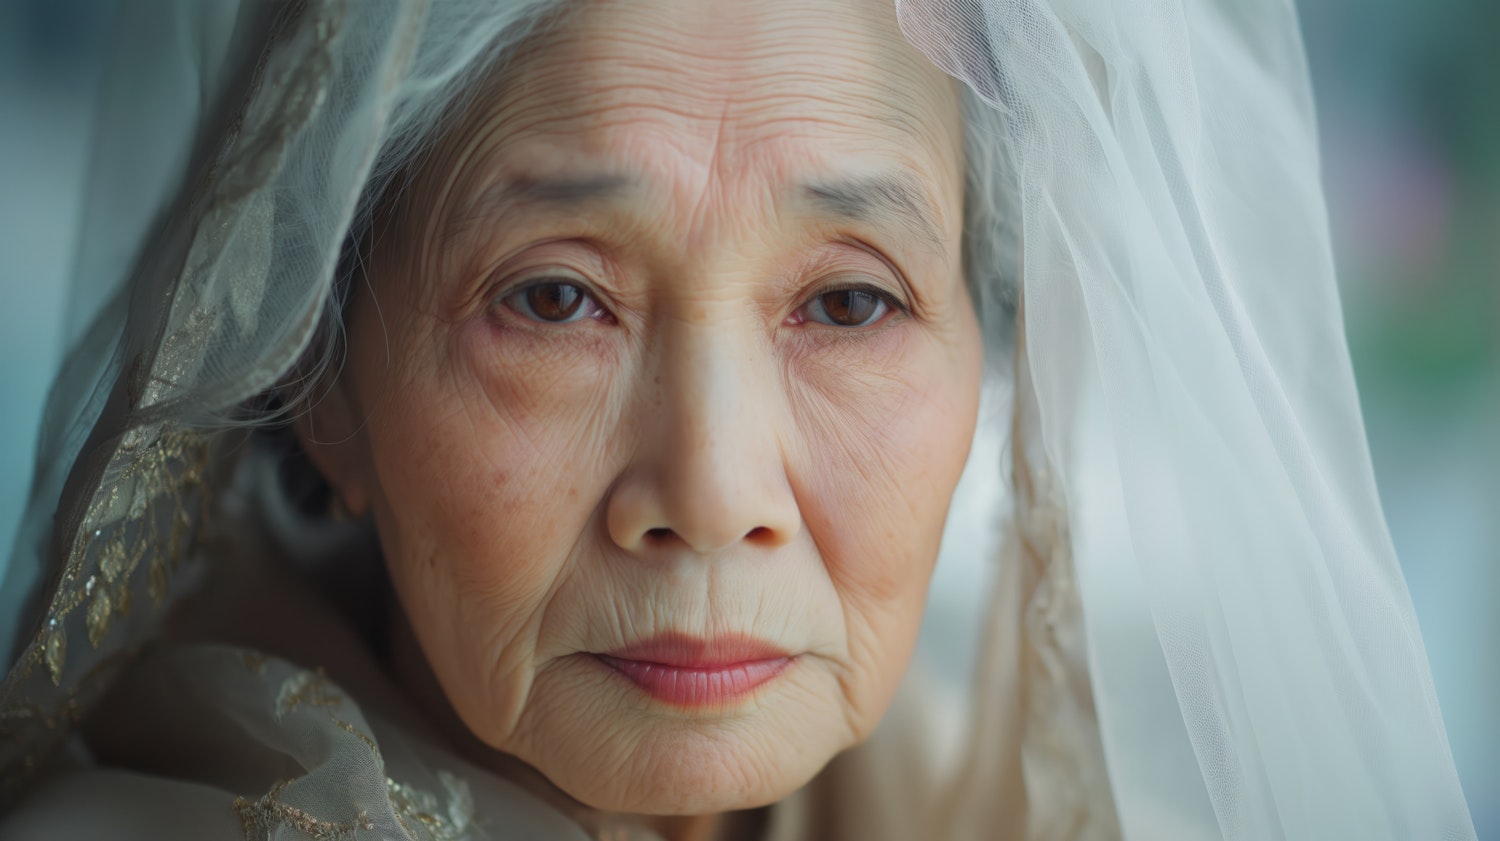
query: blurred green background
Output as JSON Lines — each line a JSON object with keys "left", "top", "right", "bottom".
{"left": 0, "top": 0, "right": 1495, "bottom": 832}
{"left": 1302, "top": 0, "right": 1499, "bottom": 830}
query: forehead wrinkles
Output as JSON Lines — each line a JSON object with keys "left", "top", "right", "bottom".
{"left": 421, "top": 0, "right": 962, "bottom": 228}
{"left": 502, "top": 0, "right": 958, "bottom": 154}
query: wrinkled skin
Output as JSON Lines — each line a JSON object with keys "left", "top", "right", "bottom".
{"left": 299, "top": 0, "right": 980, "bottom": 826}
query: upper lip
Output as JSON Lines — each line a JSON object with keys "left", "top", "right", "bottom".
{"left": 598, "top": 632, "right": 791, "bottom": 668}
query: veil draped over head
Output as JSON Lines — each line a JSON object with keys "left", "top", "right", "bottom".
{"left": 0, "top": 0, "right": 1476, "bottom": 839}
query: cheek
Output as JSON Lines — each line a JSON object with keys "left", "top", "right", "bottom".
{"left": 358, "top": 315, "right": 631, "bottom": 715}
{"left": 788, "top": 318, "right": 982, "bottom": 688}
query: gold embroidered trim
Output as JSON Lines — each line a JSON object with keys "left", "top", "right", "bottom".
{"left": 29, "top": 428, "right": 213, "bottom": 687}
{"left": 0, "top": 428, "right": 213, "bottom": 804}
{"left": 236, "top": 658, "right": 476, "bottom": 841}
{"left": 386, "top": 772, "right": 475, "bottom": 841}
{"left": 275, "top": 669, "right": 344, "bottom": 720}
{"left": 233, "top": 779, "right": 375, "bottom": 841}
{"left": 330, "top": 716, "right": 379, "bottom": 756}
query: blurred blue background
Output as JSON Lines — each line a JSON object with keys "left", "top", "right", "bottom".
{"left": 1, "top": 0, "right": 1495, "bottom": 833}
{"left": 1301, "top": 0, "right": 1499, "bottom": 831}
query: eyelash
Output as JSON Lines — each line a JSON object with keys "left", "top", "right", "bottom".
{"left": 491, "top": 272, "right": 907, "bottom": 330}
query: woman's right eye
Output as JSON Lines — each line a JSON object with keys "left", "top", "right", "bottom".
{"left": 501, "top": 279, "right": 603, "bottom": 324}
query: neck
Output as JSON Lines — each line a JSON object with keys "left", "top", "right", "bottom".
{"left": 387, "top": 607, "right": 759, "bottom": 841}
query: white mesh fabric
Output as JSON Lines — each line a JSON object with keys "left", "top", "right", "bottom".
{"left": 0, "top": 0, "right": 567, "bottom": 793}
{"left": 899, "top": 0, "right": 1476, "bottom": 838}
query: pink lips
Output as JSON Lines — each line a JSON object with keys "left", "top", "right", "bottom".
{"left": 594, "top": 633, "right": 793, "bottom": 707}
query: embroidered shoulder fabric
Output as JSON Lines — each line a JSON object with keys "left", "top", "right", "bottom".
{"left": 3, "top": 643, "right": 599, "bottom": 841}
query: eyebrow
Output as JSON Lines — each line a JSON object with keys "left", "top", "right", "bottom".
{"left": 445, "top": 170, "right": 945, "bottom": 255}
{"left": 446, "top": 173, "right": 635, "bottom": 242}
{"left": 800, "top": 174, "right": 944, "bottom": 253}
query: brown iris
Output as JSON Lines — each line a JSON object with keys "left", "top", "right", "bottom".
{"left": 524, "top": 282, "right": 586, "bottom": 322}
{"left": 817, "top": 289, "right": 884, "bottom": 326}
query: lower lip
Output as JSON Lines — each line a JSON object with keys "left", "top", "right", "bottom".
{"left": 595, "top": 654, "right": 792, "bottom": 707}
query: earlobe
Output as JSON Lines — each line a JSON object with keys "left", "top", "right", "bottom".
{"left": 292, "top": 376, "right": 372, "bottom": 519}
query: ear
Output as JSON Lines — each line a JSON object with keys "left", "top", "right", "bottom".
{"left": 293, "top": 375, "right": 373, "bottom": 519}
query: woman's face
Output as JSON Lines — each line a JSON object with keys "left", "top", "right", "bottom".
{"left": 303, "top": 0, "right": 980, "bottom": 816}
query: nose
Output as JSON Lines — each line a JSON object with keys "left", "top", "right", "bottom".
{"left": 605, "top": 315, "right": 801, "bottom": 555}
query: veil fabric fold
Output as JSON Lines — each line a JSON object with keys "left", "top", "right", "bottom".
{"left": 900, "top": 0, "right": 1475, "bottom": 837}
{"left": 0, "top": 0, "right": 1475, "bottom": 838}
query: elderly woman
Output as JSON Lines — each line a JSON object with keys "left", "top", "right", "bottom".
{"left": 0, "top": 0, "right": 1477, "bottom": 839}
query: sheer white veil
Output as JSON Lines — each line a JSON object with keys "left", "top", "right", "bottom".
{"left": 901, "top": 1, "right": 1474, "bottom": 837}
{"left": 0, "top": 0, "right": 1475, "bottom": 838}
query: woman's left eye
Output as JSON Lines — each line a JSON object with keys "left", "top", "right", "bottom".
{"left": 500, "top": 278, "right": 604, "bottom": 324}
{"left": 795, "top": 286, "right": 898, "bottom": 328}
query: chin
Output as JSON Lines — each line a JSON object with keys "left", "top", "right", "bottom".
{"left": 570, "top": 728, "right": 822, "bottom": 815}
{"left": 500, "top": 654, "right": 862, "bottom": 815}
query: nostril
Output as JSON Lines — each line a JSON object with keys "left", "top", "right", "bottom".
{"left": 645, "top": 527, "right": 674, "bottom": 542}
{"left": 745, "top": 526, "right": 773, "bottom": 544}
